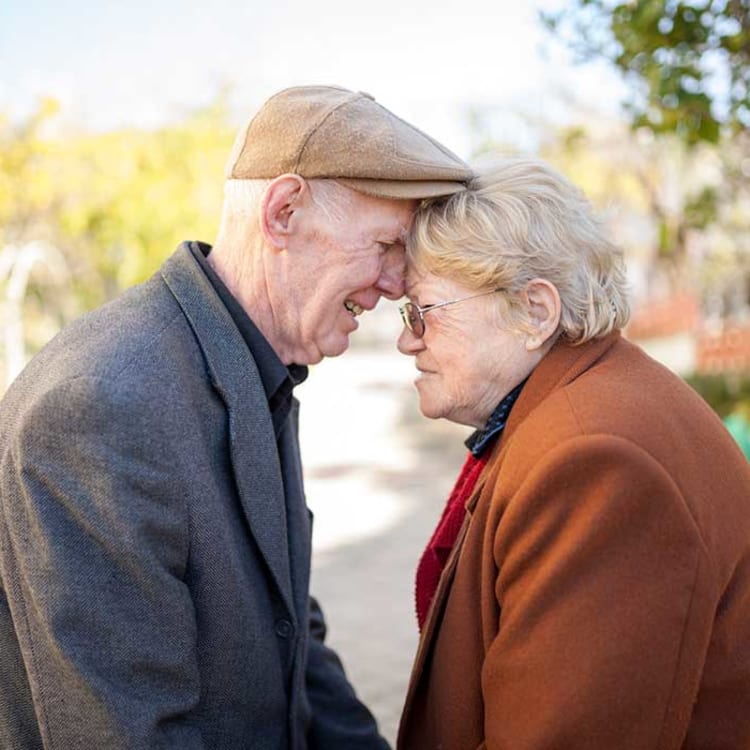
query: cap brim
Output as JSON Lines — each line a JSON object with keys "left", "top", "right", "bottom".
{"left": 335, "top": 178, "right": 468, "bottom": 200}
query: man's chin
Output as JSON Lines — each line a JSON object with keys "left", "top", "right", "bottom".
{"left": 316, "top": 334, "right": 352, "bottom": 362}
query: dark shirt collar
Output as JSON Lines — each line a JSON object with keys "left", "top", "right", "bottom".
{"left": 187, "top": 241, "right": 308, "bottom": 418}
{"left": 465, "top": 379, "right": 526, "bottom": 457}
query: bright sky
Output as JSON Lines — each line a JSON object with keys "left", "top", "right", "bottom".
{"left": 0, "top": 0, "right": 628, "bottom": 158}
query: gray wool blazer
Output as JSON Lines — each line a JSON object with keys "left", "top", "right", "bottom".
{"left": 0, "top": 245, "right": 388, "bottom": 750}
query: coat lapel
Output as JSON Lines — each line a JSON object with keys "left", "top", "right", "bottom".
{"left": 399, "top": 333, "right": 623, "bottom": 740}
{"left": 399, "top": 474, "right": 488, "bottom": 739}
{"left": 160, "top": 246, "right": 294, "bottom": 617}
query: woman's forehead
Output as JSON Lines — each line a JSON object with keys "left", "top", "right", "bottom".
{"left": 404, "top": 267, "right": 428, "bottom": 296}
{"left": 405, "top": 268, "right": 462, "bottom": 299}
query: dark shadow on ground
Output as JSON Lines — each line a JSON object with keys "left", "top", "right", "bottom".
{"left": 308, "top": 380, "right": 469, "bottom": 745}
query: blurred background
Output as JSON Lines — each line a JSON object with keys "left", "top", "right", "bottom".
{"left": 2, "top": 0, "right": 749, "bottom": 742}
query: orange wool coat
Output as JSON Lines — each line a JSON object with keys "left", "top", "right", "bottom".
{"left": 398, "top": 332, "right": 750, "bottom": 750}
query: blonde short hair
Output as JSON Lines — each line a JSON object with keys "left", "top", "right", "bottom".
{"left": 408, "top": 157, "right": 630, "bottom": 344}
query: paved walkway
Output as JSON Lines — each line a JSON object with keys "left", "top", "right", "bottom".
{"left": 298, "top": 337, "right": 469, "bottom": 746}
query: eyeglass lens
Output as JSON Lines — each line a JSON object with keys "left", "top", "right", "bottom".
{"left": 404, "top": 304, "right": 424, "bottom": 337}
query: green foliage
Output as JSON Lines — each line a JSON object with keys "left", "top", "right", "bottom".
{"left": 683, "top": 185, "right": 719, "bottom": 229}
{"left": 684, "top": 372, "right": 750, "bottom": 417}
{"left": 1, "top": 97, "right": 232, "bottom": 299}
{"left": 724, "top": 410, "right": 750, "bottom": 458}
{"left": 0, "top": 96, "right": 234, "bottom": 364}
{"left": 0, "top": 98, "right": 62, "bottom": 239}
{"left": 543, "top": 0, "right": 750, "bottom": 146}
{"left": 686, "top": 375, "right": 750, "bottom": 457}
{"left": 541, "top": 0, "right": 750, "bottom": 299}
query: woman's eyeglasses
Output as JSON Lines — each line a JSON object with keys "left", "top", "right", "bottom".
{"left": 399, "top": 288, "right": 505, "bottom": 338}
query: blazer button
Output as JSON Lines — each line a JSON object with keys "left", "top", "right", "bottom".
{"left": 275, "top": 619, "right": 293, "bottom": 638}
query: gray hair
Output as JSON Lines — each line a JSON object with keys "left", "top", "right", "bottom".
{"left": 213, "top": 177, "right": 359, "bottom": 293}
{"left": 407, "top": 157, "right": 630, "bottom": 344}
{"left": 218, "top": 177, "right": 355, "bottom": 231}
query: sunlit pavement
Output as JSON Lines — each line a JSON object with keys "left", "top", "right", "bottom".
{"left": 298, "top": 323, "right": 469, "bottom": 745}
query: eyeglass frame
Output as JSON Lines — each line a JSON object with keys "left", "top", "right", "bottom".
{"left": 399, "top": 288, "right": 506, "bottom": 338}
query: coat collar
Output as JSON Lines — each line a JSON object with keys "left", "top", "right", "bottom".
{"left": 399, "top": 331, "right": 623, "bottom": 738}
{"left": 160, "top": 244, "right": 294, "bottom": 618}
{"left": 503, "top": 331, "right": 622, "bottom": 444}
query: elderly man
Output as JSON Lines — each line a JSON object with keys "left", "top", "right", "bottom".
{"left": 0, "top": 86, "right": 472, "bottom": 749}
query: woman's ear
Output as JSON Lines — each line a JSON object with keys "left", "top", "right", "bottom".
{"left": 260, "top": 174, "right": 307, "bottom": 249}
{"left": 522, "top": 278, "right": 561, "bottom": 351}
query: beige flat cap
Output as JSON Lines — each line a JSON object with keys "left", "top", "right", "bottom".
{"left": 225, "top": 85, "right": 472, "bottom": 200}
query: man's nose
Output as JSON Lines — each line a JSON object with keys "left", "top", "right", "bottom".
{"left": 375, "top": 246, "right": 406, "bottom": 300}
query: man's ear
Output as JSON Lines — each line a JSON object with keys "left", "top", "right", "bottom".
{"left": 260, "top": 174, "right": 308, "bottom": 249}
{"left": 522, "top": 278, "right": 561, "bottom": 351}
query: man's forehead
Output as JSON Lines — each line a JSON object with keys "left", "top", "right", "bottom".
{"left": 348, "top": 191, "right": 414, "bottom": 226}
{"left": 380, "top": 211, "right": 413, "bottom": 243}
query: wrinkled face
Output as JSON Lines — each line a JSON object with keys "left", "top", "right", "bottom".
{"left": 286, "top": 190, "right": 415, "bottom": 364}
{"left": 397, "top": 268, "right": 538, "bottom": 429}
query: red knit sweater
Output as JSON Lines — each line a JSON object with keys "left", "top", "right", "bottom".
{"left": 415, "top": 451, "right": 489, "bottom": 631}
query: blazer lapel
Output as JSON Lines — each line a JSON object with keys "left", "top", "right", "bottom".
{"left": 160, "top": 246, "right": 294, "bottom": 617}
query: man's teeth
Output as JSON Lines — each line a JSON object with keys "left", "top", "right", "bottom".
{"left": 345, "top": 301, "right": 364, "bottom": 316}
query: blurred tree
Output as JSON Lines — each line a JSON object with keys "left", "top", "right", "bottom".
{"left": 542, "top": 0, "right": 750, "bottom": 146}
{"left": 466, "top": 105, "right": 717, "bottom": 285}
{"left": 0, "top": 94, "right": 234, "bottom": 380}
{"left": 542, "top": 1, "right": 749, "bottom": 306}
{"left": 0, "top": 98, "right": 62, "bottom": 246}
{"left": 60, "top": 102, "right": 232, "bottom": 306}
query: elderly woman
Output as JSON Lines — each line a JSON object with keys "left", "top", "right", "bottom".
{"left": 396, "top": 157, "right": 750, "bottom": 750}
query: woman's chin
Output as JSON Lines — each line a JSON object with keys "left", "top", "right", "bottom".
{"left": 416, "top": 391, "right": 444, "bottom": 421}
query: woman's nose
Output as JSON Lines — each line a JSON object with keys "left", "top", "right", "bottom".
{"left": 397, "top": 325, "right": 424, "bottom": 355}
